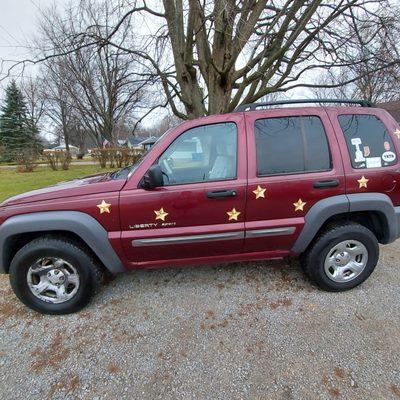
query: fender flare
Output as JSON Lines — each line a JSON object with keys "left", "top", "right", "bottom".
{"left": 0, "top": 211, "right": 125, "bottom": 274}
{"left": 291, "top": 193, "right": 399, "bottom": 254}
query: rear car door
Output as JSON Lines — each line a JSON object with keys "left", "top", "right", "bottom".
{"left": 119, "top": 115, "right": 247, "bottom": 266}
{"left": 244, "top": 108, "right": 345, "bottom": 255}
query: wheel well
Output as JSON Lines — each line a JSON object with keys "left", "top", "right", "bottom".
{"left": 3, "top": 230, "right": 109, "bottom": 275}
{"left": 316, "top": 211, "right": 388, "bottom": 243}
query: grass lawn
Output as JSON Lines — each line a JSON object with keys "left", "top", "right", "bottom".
{"left": 0, "top": 165, "right": 114, "bottom": 202}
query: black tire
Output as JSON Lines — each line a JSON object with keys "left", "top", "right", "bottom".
{"left": 302, "top": 222, "right": 379, "bottom": 291}
{"left": 9, "top": 236, "right": 104, "bottom": 315}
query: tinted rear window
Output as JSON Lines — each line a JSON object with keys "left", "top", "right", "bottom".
{"left": 255, "top": 116, "right": 331, "bottom": 175}
{"left": 338, "top": 114, "right": 397, "bottom": 169}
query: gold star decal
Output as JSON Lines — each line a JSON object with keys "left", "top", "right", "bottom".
{"left": 293, "top": 199, "right": 307, "bottom": 212}
{"left": 253, "top": 185, "right": 266, "bottom": 199}
{"left": 394, "top": 129, "right": 400, "bottom": 139}
{"left": 154, "top": 207, "right": 168, "bottom": 221}
{"left": 227, "top": 208, "right": 241, "bottom": 221}
{"left": 357, "top": 176, "right": 369, "bottom": 189}
{"left": 97, "top": 200, "right": 111, "bottom": 214}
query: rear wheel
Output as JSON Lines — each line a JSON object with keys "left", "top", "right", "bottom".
{"left": 9, "top": 237, "right": 103, "bottom": 314}
{"left": 303, "top": 222, "right": 379, "bottom": 291}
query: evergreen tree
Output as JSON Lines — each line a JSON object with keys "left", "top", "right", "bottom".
{"left": 0, "top": 80, "right": 39, "bottom": 161}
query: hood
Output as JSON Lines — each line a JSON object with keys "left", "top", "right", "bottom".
{"left": 1, "top": 173, "right": 127, "bottom": 207}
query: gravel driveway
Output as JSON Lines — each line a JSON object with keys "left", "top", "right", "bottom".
{"left": 1, "top": 243, "right": 399, "bottom": 400}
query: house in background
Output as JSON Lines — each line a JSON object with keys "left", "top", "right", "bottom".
{"left": 127, "top": 135, "right": 147, "bottom": 149}
{"left": 138, "top": 136, "right": 157, "bottom": 151}
{"left": 125, "top": 135, "right": 157, "bottom": 150}
{"left": 377, "top": 100, "right": 400, "bottom": 123}
{"left": 43, "top": 144, "right": 80, "bottom": 157}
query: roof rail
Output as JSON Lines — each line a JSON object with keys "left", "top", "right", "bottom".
{"left": 235, "top": 99, "right": 374, "bottom": 112}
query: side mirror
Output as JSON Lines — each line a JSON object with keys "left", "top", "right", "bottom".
{"left": 142, "top": 164, "right": 164, "bottom": 189}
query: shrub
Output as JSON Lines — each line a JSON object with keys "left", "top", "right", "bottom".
{"left": 42, "top": 151, "right": 72, "bottom": 171}
{"left": 61, "top": 152, "right": 72, "bottom": 170}
{"left": 91, "top": 148, "right": 144, "bottom": 169}
{"left": 15, "top": 149, "right": 39, "bottom": 173}
{"left": 91, "top": 149, "right": 108, "bottom": 168}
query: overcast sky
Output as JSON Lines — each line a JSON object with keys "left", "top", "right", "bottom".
{"left": 0, "top": 0, "right": 55, "bottom": 83}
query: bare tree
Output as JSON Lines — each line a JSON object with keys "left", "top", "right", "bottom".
{"left": 312, "top": 6, "right": 400, "bottom": 102}
{"left": 91, "top": 0, "right": 400, "bottom": 118}
{"left": 39, "top": 60, "right": 76, "bottom": 151}
{"left": 4, "top": 0, "right": 400, "bottom": 120}
{"left": 21, "top": 77, "right": 46, "bottom": 134}
{"left": 37, "top": 0, "right": 149, "bottom": 146}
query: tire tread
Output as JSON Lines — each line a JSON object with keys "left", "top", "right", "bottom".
{"left": 302, "top": 221, "right": 378, "bottom": 291}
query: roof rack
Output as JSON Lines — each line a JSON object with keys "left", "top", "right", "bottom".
{"left": 235, "top": 99, "right": 374, "bottom": 112}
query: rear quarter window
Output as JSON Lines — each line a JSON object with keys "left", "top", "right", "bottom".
{"left": 338, "top": 114, "right": 397, "bottom": 169}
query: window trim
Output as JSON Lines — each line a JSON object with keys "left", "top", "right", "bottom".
{"left": 156, "top": 121, "right": 239, "bottom": 187}
{"left": 254, "top": 115, "right": 333, "bottom": 178}
{"left": 337, "top": 113, "right": 398, "bottom": 170}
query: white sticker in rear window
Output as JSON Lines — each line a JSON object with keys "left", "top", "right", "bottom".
{"left": 382, "top": 151, "right": 396, "bottom": 163}
{"left": 366, "top": 157, "right": 382, "bottom": 168}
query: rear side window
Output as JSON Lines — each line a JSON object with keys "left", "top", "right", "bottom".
{"left": 255, "top": 116, "right": 331, "bottom": 176}
{"left": 338, "top": 114, "right": 397, "bottom": 169}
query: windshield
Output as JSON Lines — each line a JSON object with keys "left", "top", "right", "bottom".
{"left": 110, "top": 129, "right": 172, "bottom": 180}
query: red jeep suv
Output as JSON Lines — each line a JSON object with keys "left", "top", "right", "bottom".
{"left": 1, "top": 99, "right": 400, "bottom": 314}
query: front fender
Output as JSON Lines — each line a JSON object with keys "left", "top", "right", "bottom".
{"left": 0, "top": 211, "right": 124, "bottom": 274}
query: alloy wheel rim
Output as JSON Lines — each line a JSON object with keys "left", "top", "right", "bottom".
{"left": 27, "top": 257, "right": 80, "bottom": 304}
{"left": 324, "top": 240, "right": 368, "bottom": 283}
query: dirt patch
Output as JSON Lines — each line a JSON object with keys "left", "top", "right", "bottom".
{"left": 392, "top": 384, "right": 400, "bottom": 398}
{"left": 31, "top": 331, "right": 71, "bottom": 372}
{"left": 47, "top": 373, "right": 80, "bottom": 398}
{"left": 334, "top": 367, "right": 346, "bottom": 380}
{"left": 268, "top": 298, "right": 293, "bottom": 310}
{"left": 0, "top": 298, "right": 30, "bottom": 323}
{"left": 107, "top": 361, "right": 121, "bottom": 374}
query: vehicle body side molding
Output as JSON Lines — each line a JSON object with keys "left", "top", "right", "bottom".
{"left": 0, "top": 211, "right": 125, "bottom": 274}
{"left": 291, "top": 193, "right": 399, "bottom": 254}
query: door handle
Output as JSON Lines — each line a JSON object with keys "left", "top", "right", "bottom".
{"left": 313, "top": 179, "right": 339, "bottom": 189}
{"left": 206, "top": 189, "right": 237, "bottom": 198}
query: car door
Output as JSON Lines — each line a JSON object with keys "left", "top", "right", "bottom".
{"left": 244, "top": 108, "right": 345, "bottom": 255}
{"left": 119, "top": 115, "right": 247, "bottom": 266}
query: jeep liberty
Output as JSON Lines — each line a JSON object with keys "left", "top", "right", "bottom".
{"left": 1, "top": 99, "right": 400, "bottom": 314}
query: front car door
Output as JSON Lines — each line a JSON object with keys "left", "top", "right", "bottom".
{"left": 244, "top": 108, "right": 345, "bottom": 256}
{"left": 119, "top": 114, "right": 247, "bottom": 267}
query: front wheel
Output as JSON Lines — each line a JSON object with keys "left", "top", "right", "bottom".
{"left": 302, "top": 222, "right": 379, "bottom": 291}
{"left": 9, "top": 237, "right": 103, "bottom": 314}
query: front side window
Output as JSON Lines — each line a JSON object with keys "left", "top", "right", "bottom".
{"left": 255, "top": 116, "right": 331, "bottom": 176}
{"left": 338, "top": 114, "right": 397, "bottom": 169}
{"left": 158, "top": 122, "right": 237, "bottom": 185}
